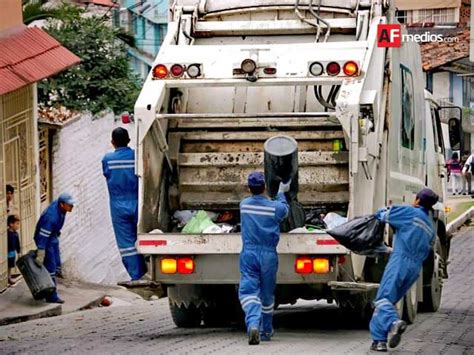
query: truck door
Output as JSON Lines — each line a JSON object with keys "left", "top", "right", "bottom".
{"left": 426, "top": 101, "right": 446, "bottom": 199}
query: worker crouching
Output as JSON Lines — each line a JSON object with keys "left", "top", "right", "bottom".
{"left": 369, "top": 188, "right": 439, "bottom": 352}
{"left": 238, "top": 171, "right": 289, "bottom": 345}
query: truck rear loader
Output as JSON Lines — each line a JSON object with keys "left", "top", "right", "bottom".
{"left": 134, "top": 0, "right": 452, "bottom": 327}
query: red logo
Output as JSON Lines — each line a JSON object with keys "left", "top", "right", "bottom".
{"left": 377, "top": 24, "right": 401, "bottom": 47}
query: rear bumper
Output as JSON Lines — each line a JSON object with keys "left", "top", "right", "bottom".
{"left": 138, "top": 232, "right": 347, "bottom": 255}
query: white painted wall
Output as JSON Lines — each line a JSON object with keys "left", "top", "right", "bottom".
{"left": 51, "top": 112, "right": 135, "bottom": 284}
{"left": 432, "top": 72, "right": 450, "bottom": 100}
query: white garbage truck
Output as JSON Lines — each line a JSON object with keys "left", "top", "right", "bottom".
{"left": 134, "top": 0, "right": 453, "bottom": 327}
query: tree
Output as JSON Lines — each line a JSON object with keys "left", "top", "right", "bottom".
{"left": 38, "top": 8, "right": 140, "bottom": 115}
{"left": 22, "top": 0, "right": 61, "bottom": 25}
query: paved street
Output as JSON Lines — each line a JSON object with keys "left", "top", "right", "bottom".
{"left": 1, "top": 227, "right": 473, "bottom": 355}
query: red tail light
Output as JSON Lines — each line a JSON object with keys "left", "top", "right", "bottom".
{"left": 177, "top": 258, "right": 195, "bottom": 274}
{"left": 263, "top": 67, "right": 277, "bottom": 75}
{"left": 153, "top": 64, "right": 168, "bottom": 79}
{"left": 170, "top": 64, "right": 185, "bottom": 78}
{"left": 295, "top": 257, "right": 313, "bottom": 274}
{"left": 343, "top": 61, "right": 359, "bottom": 76}
{"left": 326, "top": 62, "right": 341, "bottom": 76}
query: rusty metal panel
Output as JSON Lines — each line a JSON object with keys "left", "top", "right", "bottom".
{"left": 181, "top": 140, "right": 336, "bottom": 153}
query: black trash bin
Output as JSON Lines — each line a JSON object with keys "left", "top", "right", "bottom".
{"left": 16, "top": 250, "right": 56, "bottom": 300}
{"left": 263, "top": 135, "right": 299, "bottom": 199}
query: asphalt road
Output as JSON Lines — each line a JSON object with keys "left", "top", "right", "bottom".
{"left": 1, "top": 226, "right": 473, "bottom": 354}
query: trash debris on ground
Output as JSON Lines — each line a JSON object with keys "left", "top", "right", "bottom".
{"left": 100, "top": 296, "right": 112, "bottom": 307}
{"left": 323, "top": 212, "right": 348, "bottom": 230}
{"left": 326, "top": 214, "right": 389, "bottom": 256}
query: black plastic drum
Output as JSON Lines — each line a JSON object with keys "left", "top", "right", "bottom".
{"left": 16, "top": 250, "right": 56, "bottom": 300}
{"left": 263, "top": 135, "right": 298, "bottom": 199}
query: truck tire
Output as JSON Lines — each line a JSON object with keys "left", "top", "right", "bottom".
{"left": 169, "top": 299, "right": 201, "bottom": 328}
{"left": 419, "top": 239, "right": 443, "bottom": 312}
{"left": 402, "top": 282, "right": 418, "bottom": 324}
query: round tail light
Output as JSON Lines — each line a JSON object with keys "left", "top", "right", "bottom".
{"left": 309, "top": 62, "right": 324, "bottom": 76}
{"left": 153, "top": 64, "right": 168, "bottom": 79}
{"left": 241, "top": 59, "right": 257, "bottom": 73}
{"left": 326, "top": 62, "right": 341, "bottom": 76}
{"left": 170, "top": 64, "right": 184, "bottom": 78}
{"left": 343, "top": 61, "right": 359, "bottom": 76}
{"left": 186, "top": 64, "right": 201, "bottom": 78}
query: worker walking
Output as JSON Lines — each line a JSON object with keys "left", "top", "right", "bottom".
{"left": 102, "top": 127, "right": 146, "bottom": 281}
{"left": 34, "top": 193, "right": 75, "bottom": 303}
{"left": 369, "top": 188, "right": 438, "bottom": 352}
{"left": 239, "top": 171, "right": 289, "bottom": 345}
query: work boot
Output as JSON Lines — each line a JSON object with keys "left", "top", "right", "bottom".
{"left": 370, "top": 341, "right": 388, "bottom": 352}
{"left": 388, "top": 320, "right": 407, "bottom": 348}
{"left": 260, "top": 331, "right": 274, "bottom": 342}
{"left": 248, "top": 327, "right": 260, "bottom": 345}
{"left": 46, "top": 298, "right": 65, "bottom": 304}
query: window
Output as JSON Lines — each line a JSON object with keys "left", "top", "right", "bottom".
{"left": 416, "top": 8, "right": 455, "bottom": 23}
{"left": 401, "top": 65, "right": 415, "bottom": 150}
{"left": 396, "top": 10, "right": 414, "bottom": 24}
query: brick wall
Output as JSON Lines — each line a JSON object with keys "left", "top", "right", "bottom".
{"left": 51, "top": 112, "right": 135, "bottom": 284}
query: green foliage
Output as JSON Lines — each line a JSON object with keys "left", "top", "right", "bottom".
{"left": 23, "top": 0, "right": 60, "bottom": 25}
{"left": 38, "top": 9, "right": 140, "bottom": 115}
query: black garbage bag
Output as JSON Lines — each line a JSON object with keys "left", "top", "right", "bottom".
{"left": 326, "top": 214, "right": 388, "bottom": 256}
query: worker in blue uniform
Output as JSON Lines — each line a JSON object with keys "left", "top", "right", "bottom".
{"left": 102, "top": 127, "right": 146, "bottom": 281}
{"left": 369, "top": 188, "right": 439, "bottom": 352}
{"left": 34, "top": 192, "right": 76, "bottom": 303}
{"left": 239, "top": 171, "right": 290, "bottom": 345}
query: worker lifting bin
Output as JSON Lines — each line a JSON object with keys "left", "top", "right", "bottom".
{"left": 16, "top": 250, "right": 56, "bottom": 300}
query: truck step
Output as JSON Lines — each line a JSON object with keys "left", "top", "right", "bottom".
{"left": 179, "top": 191, "right": 349, "bottom": 209}
{"left": 179, "top": 151, "right": 349, "bottom": 167}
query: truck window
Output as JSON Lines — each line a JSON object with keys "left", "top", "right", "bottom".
{"left": 400, "top": 65, "right": 415, "bottom": 150}
{"left": 431, "top": 106, "right": 445, "bottom": 154}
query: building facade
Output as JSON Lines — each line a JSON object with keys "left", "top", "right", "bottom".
{"left": 0, "top": 0, "right": 79, "bottom": 291}
{"left": 395, "top": 0, "right": 473, "bottom": 157}
{"left": 114, "top": 0, "right": 168, "bottom": 80}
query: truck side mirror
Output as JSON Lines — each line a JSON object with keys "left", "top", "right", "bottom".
{"left": 448, "top": 117, "right": 461, "bottom": 151}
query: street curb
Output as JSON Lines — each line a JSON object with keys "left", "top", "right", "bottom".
{"left": 447, "top": 206, "right": 474, "bottom": 235}
{"left": 0, "top": 305, "right": 61, "bottom": 327}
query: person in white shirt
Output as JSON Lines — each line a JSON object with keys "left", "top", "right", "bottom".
{"left": 461, "top": 150, "right": 474, "bottom": 195}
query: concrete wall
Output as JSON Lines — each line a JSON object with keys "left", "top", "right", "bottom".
{"left": 432, "top": 72, "right": 450, "bottom": 100}
{"left": 0, "top": 0, "right": 23, "bottom": 32}
{"left": 51, "top": 112, "right": 135, "bottom": 284}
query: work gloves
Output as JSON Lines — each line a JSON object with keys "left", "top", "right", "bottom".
{"left": 278, "top": 179, "right": 292, "bottom": 193}
{"left": 35, "top": 249, "right": 45, "bottom": 267}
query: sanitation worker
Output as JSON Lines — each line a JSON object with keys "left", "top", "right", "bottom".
{"left": 102, "top": 127, "right": 146, "bottom": 280}
{"left": 34, "top": 192, "right": 75, "bottom": 303}
{"left": 239, "top": 171, "right": 290, "bottom": 345}
{"left": 369, "top": 188, "right": 438, "bottom": 352}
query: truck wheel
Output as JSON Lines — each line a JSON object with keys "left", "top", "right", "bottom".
{"left": 402, "top": 283, "right": 418, "bottom": 324}
{"left": 420, "top": 243, "right": 443, "bottom": 312}
{"left": 169, "top": 299, "right": 202, "bottom": 328}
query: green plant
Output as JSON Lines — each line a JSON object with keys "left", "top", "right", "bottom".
{"left": 38, "top": 9, "right": 140, "bottom": 115}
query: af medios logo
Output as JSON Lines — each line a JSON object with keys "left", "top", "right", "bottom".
{"left": 377, "top": 24, "right": 401, "bottom": 47}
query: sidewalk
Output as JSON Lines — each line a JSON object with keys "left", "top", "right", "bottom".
{"left": 0, "top": 277, "right": 145, "bottom": 326}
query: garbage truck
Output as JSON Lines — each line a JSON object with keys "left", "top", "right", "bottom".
{"left": 134, "top": 0, "right": 453, "bottom": 327}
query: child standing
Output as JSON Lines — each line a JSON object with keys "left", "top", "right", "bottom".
{"left": 7, "top": 214, "right": 21, "bottom": 285}
{"left": 446, "top": 152, "right": 462, "bottom": 195}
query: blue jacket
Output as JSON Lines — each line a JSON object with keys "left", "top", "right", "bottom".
{"left": 375, "top": 205, "right": 435, "bottom": 263}
{"left": 102, "top": 147, "right": 138, "bottom": 202}
{"left": 34, "top": 200, "right": 66, "bottom": 250}
{"left": 7, "top": 229, "right": 20, "bottom": 254}
{"left": 240, "top": 193, "right": 289, "bottom": 250}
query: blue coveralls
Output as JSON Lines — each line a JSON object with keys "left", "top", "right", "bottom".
{"left": 370, "top": 205, "right": 435, "bottom": 341}
{"left": 102, "top": 146, "right": 146, "bottom": 280}
{"left": 34, "top": 199, "right": 66, "bottom": 302}
{"left": 238, "top": 193, "right": 289, "bottom": 337}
